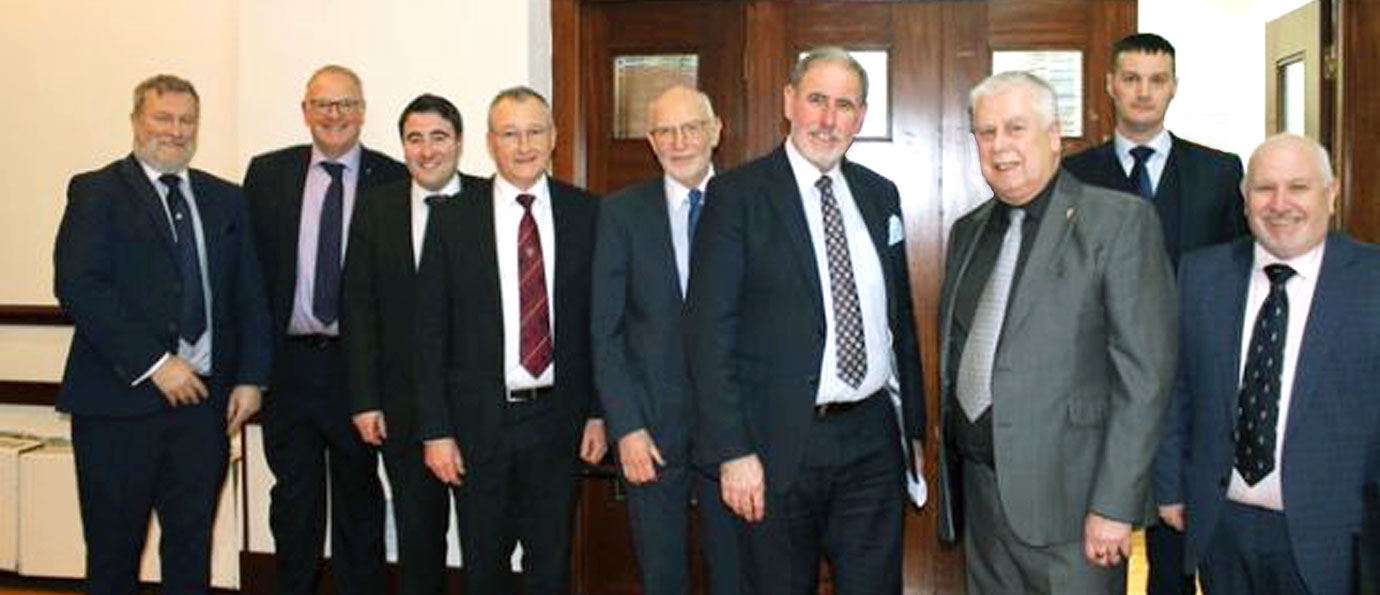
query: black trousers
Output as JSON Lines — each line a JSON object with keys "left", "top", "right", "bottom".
{"left": 381, "top": 431, "right": 451, "bottom": 595}
{"left": 1146, "top": 522, "right": 1198, "bottom": 594}
{"left": 72, "top": 400, "right": 228, "bottom": 595}
{"left": 261, "top": 340, "right": 386, "bottom": 595}
{"left": 1199, "top": 502, "right": 1309, "bottom": 595}
{"left": 625, "top": 456, "right": 749, "bottom": 595}
{"left": 454, "top": 397, "right": 580, "bottom": 595}
{"left": 742, "top": 395, "right": 904, "bottom": 595}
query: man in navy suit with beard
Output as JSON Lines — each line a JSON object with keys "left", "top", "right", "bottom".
{"left": 54, "top": 74, "right": 271, "bottom": 594}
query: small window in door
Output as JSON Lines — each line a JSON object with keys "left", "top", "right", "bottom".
{"left": 613, "top": 54, "right": 699, "bottom": 140}
{"left": 991, "top": 50, "right": 1084, "bottom": 138}
{"left": 1277, "top": 55, "right": 1306, "bottom": 135}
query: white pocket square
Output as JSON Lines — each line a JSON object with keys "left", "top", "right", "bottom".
{"left": 887, "top": 214, "right": 904, "bottom": 246}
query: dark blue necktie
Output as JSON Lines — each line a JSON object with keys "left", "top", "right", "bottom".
{"left": 160, "top": 174, "right": 206, "bottom": 344}
{"left": 1129, "top": 145, "right": 1156, "bottom": 201}
{"left": 314, "top": 162, "right": 345, "bottom": 325}
{"left": 1234, "top": 263, "right": 1296, "bottom": 485}
{"left": 687, "top": 188, "right": 703, "bottom": 246}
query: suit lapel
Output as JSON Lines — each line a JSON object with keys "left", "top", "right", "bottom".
{"left": 1156, "top": 140, "right": 1186, "bottom": 257}
{"left": 765, "top": 147, "right": 824, "bottom": 311}
{"left": 1215, "top": 241, "right": 1253, "bottom": 420}
{"left": 1002, "top": 175, "right": 1079, "bottom": 338}
{"left": 188, "top": 170, "right": 225, "bottom": 294}
{"left": 938, "top": 200, "right": 996, "bottom": 402}
{"left": 843, "top": 162, "right": 892, "bottom": 280}
{"left": 1284, "top": 235, "right": 1349, "bottom": 437}
{"left": 280, "top": 147, "right": 311, "bottom": 288}
{"left": 472, "top": 178, "right": 505, "bottom": 349}
{"left": 643, "top": 182, "right": 684, "bottom": 301}
{"left": 119, "top": 155, "right": 177, "bottom": 251}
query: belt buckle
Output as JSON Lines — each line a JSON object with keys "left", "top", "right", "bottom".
{"left": 509, "top": 388, "right": 539, "bottom": 403}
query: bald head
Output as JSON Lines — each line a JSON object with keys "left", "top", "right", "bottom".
{"left": 1242, "top": 133, "right": 1338, "bottom": 259}
{"left": 646, "top": 85, "right": 722, "bottom": 188}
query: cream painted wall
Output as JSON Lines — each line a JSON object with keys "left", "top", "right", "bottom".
{"left": 1140, "top": 0, "right": 1314, "bottom": 161}
{"left": 0, "top": 0, "right": 551, "bottom": 382}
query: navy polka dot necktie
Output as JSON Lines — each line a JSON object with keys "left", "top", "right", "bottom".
{"left": 1234, "top": 263, "right": 1296, "bottom": 485}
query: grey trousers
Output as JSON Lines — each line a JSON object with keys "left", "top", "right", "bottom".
{"left": 961, "top": 460, "right": 1127, "bottom": 595}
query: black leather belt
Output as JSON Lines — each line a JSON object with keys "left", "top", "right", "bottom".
{"left": 286, "top": 334, "right": 339, "bottom": 349}
{"left": 812, "top": 391, "right": 881, "bottom": 418}
{"left": 507, "top": 386, "right": 553, "bottom": 403}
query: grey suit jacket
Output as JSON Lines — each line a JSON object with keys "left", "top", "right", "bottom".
{"left": 937, "top": 170, "right": 1177, "bottom": 546}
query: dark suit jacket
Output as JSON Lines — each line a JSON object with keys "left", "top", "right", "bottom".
{"left": 1363, "top": 442, "right": 1380, "bottom": 595}
{"left": 342, "top": 174, "right": 484, "bottom": 443}
{"left": 1063, "top": 134, "right": 1248, "bottom": 268}
{"left": 937, "top": 172, "right": 1176, "bottom": 546}
{"left": 243, "top": 144, "right": 407, "bottom": 353}
{"left": 54, "top": 154, "right": 272, "bottom": 416}
{"left": 415, "top": 177, "right": 600, "bottom": 463}
{"left": 684, "top": 145, "right": 926, "bottom": 494}
{"left": 1155, "top": 234, "right": 1380, "bottom": 595}
{"left": 591, "top": 178, "right": 695, "bottom": 462}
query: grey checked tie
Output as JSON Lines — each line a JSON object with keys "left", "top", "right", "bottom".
{"left": 956, "top": 207, "right": 1025, "bottom": 421}
{"left": 816, "top": 175, "right": 867, "bottom": 388}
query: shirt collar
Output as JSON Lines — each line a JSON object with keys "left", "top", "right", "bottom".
{"left": 494, "top": 173, "right": 549, "bottom": 207}
{"left": 411, "top": 174, "right": 462, "bottom": 205}
{"left": 784, "top": 137, "right": 843, "bottom": 196}
{"left": 1252, "top": 238, "right": 1326, "bottom": 283}
{"left": 1114, "top": 128, "right": 1172, "bottom": 162}
{"left": 311, "top": 143, "right": 363, "bottom": 172}
{"left": 136, "top": 158, "right": 188, "bottom": 191}
{"left": 664, "top": 166, "right": 715, "bottom": 208}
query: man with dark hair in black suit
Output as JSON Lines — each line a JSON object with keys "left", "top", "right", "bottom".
{"left": 1065, "top": 33, "right": 1248, "bottom": 270}
{"left": 55, "top": 73, "right": 271, "bottom": 594}
{"left": 1064, "top": 33, "right": 1250, "bottom": 595}
{"left": 416, "top": 86, "right": 608, "bottom": 595}
{"left": 342, "top": 93, "right": 482, "bottom": 595}
{"left": 592, "top": 84, "right": 745, "bottom": 595}
{"left": 244, "top": 64, "right": 407, "bottom": 595}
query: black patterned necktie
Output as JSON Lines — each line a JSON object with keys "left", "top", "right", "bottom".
{"left": 160, "top": 174, "right": 206, "bottom": 343}
{"left": 1234, "top": 263, "right": 1297, "bottom": 485}
{"left": 314, "top": 161, "right": 345, "bottom": 325}
{"left": 816, "top": 175, "right": 866, "bottom": 388}
{"left": 1129, "top": 145, "right": 1155, "bottom": 201}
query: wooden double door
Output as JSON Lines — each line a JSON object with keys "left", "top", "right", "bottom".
{"left": 552, "top": 1, "right": 1136, "bottom": 593}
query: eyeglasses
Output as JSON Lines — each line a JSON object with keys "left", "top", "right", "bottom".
{"left": 307, "top": 98, "right": 364, "bottom": 115}
{"left": 493, "top": 126, "right": 553, "bottom": 147}
{"left": 649, "top": 119, "right": 711, "bottom": 143}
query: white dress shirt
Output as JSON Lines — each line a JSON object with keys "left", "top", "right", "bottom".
{"left": 1114, "top": 128, "right": 1173, "bottom": 195}
{"left": 135, "top": 160, "right": 213, "bottom": 381}
{"left": 289, "top": 144, "right": 362, "bottom": 335}
{"left": 493, "top": 174, "right": 557, "bottom": 390}
{"left": 664, "top": 168, "right": 713, "bottom": 295}
{"left": 783, "top": 139, "right": 892, "bottom": 405}
{"left": 1227, "top": 241, "right": 1326, "bottom": 511}
{"left": 410, "top": 174, "right": 461, "bottom": 269}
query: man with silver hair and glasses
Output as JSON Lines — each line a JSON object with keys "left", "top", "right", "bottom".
{"left": 686, "top": 46, "right": 927, "bottom": 594}
{"left": 1155, "top": 133, "right": 1380, "bottom": 594}
{"left": 937, "top": 70, "right": 1175, "bottom": 593}
{"left": 593, "top": 85, "right": 745, "bottom": 595}
{"left": 54, "top": 74, "right": 271, "bottom": 593}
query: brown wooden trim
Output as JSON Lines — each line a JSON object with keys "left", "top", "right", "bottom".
{"left": 552, "top": 0, "right": 584, "bottom": 185}
{"left": 0, "top": 304, "right": 70, "bottom": 326}
{"left": 0, "top": 380, "right": 60, "bottom": 406}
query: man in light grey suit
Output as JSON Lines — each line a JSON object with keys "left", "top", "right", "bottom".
{"left": 936, "top": 71, "right": 1176, "bottom": 594}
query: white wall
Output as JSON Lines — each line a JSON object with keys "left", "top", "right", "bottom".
{"left": 1140, "top": 0, "right": 1314, "bottom": 160}
{"left": 0, "top": 0, "right": 551, "bottom": 381}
